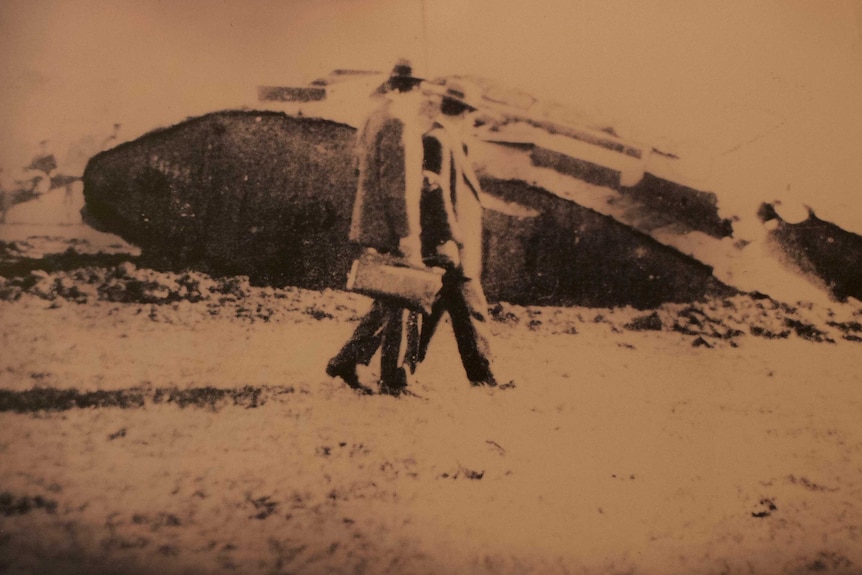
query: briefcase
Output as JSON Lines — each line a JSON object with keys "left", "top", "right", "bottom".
{"left": 346, "top": 250, "right": 443, "bottom": 314}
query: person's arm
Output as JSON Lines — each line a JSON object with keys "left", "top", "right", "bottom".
{"left": 398, "top": 119, "right": 424, "bottom": 266}
{"left": 422, "top": 131, "right": 462, "bottom": 269}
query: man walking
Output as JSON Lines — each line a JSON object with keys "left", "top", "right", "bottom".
{"left": 326, "top": 59, "right": 427, "bottom": 396}
{"left": 418, "top": 81, "right": 512, "bottom": 389}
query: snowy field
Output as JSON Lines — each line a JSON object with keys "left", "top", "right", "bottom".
{"left": 2, "top": 228, "right": 861, "bottom": 575}
{"left": 2, "top": 4, "right": 861, "bottom": 571}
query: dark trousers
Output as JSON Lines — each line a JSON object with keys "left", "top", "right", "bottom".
{"left": 330, "top": 299, "right": 420, "bottom": 385}
{"left": 418, "top": 270, "right": 494, "bottom": 384}
{"left": 332, "top": 272, "right": 493, "bottom": 387}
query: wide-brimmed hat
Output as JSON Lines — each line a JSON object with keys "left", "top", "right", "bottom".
{"left": 439, "top": 80, "right": 482, "bottom": 111}
{"left": 386, "top": 58, "right": 423, "bottom": 91}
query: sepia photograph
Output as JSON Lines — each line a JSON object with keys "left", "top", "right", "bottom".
{"left": 1, "top": 1, "right": 861, "bottom": 573}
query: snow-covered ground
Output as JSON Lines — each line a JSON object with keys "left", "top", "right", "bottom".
{"left": 3, "top": 3, "right": 860, "bottom": 572}
{"left": 1, "top": 228, "right": 861, "bottom": 575}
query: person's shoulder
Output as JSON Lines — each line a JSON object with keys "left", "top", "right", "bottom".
{"left": 362, "top": 99, "right": 397, "bottom": 123}
{"left": 359, "top": 104, "right": 404, "bottom": 139}
{"left": 372, "top": 103, "right": 408, "bottom": 129}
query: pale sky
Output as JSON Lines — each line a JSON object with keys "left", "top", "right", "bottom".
{"left": 1, "top": 0, "right": 861, "bottom": 225}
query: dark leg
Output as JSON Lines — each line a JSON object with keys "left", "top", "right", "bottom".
{"left": 380, "top": 303, "right": 416, "bottom": 393}
{"left": 417, "top": 294, "right": 446, "bottom": 364}
{"left": 327, "top": 300, "right": 388, "bottom": 391}
{"left": 329, "top": 299, "right": 387, "bottom": 367}
{"left": 403, "top": 311, "right": 422, "bottom": 374}
{"left": 379, "top": 304, "right": 403, "bottom": 384}
{"left": 443, "top": 272, "right": 495, "bottom": 384}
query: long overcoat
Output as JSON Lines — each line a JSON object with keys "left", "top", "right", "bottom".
{"left": 348, "top": 99, "right": 423, "bottom": 253}
{"left": 421, "top": 120, "right": 484, "bottom": 280}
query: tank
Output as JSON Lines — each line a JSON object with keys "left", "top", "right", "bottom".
{"left": 82, "top": 108, "right": 731, "bottom": 308}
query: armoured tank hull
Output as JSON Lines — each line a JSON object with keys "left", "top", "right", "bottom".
{"left": 83, "top": 110, "right": 730, "bottom": 308}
